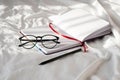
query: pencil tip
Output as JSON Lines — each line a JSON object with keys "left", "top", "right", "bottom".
{"left": 39, "top": 62, "right": 45, "bottom": 65}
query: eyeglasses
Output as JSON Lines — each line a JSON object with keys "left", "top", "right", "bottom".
{"left": 18, "top": 34, "right": 60, "bottom": 49}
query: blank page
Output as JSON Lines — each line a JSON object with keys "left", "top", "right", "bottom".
{"left": 49, "top": 9, "right": 109, "bottom": 41}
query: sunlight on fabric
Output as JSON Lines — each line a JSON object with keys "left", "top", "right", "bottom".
{"left": 0, "top": 5, "right": 7, "bottom": 16}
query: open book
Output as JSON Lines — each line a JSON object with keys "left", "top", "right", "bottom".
{"left": 49, "top": 9, "right": 111, "bottom": 42}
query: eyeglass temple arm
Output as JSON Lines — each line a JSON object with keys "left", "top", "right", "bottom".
{"left": 18, "top": 42, "right": 29, "bottom": 47}
{"left": 20, "top": 39, "right": 59, "bottom": 42}
{"left": 20, "top": 39, "right": 37, "bottom": 41}
{"left": 18, "top": 41, "right": 31, "bottom": 47}
{"left": 36, "top": 39, "right": 60, "bottom": 44}
{"left": 19, "top": 38, "right": 60, "bottom": 47}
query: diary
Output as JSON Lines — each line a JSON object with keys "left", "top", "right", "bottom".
{"left": 49, "top": 9, "right": 111, "bottom": 42}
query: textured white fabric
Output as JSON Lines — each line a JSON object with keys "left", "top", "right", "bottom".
{"left": 0, "top": 0, "right": 120, "bottom": 80}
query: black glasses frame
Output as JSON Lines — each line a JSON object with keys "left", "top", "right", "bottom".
{"left": 18, "top": 34, "right": 60, "bottom": 49}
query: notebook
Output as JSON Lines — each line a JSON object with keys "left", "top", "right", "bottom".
{"left": 49, "top": 9, "right": 111, "bottom": 42}
{"left": 19, "top": 26, "right": 81, "bottom": 55}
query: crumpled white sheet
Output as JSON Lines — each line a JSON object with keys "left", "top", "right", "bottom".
{"left": 0, "top": 0, "right": 120, "bottom": 80}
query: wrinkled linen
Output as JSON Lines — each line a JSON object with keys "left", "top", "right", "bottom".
{"left": 0, "top": 0, "right": 120, "bottom": 80}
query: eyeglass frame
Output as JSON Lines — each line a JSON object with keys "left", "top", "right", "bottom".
{"left": 18, "top": 34, "right": 60, "bottom": 49}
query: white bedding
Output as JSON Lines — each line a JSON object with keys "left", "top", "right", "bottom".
{"left": 0, "top": 0, "right": 120, "bottom": 80}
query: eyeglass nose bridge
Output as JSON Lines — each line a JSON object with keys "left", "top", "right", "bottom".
{"left": 36, "top": 36, "right": 43, "bottom": 40}
{"left": 36, "top": 36, "right": 42, "bottom": 38}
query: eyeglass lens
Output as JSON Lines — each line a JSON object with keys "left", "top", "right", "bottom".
{"left": 20, "top": 35, "right": 37, "bottom": 49}
{"left": 41, "top": 35, "right": 58, "bottom": 49}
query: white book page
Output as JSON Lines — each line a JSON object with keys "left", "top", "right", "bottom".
{"left": 84, "top": 25, "right": 111, "bottom": 41}
{"left": 49, "top": 9, "right": 109, "bottom": 41}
